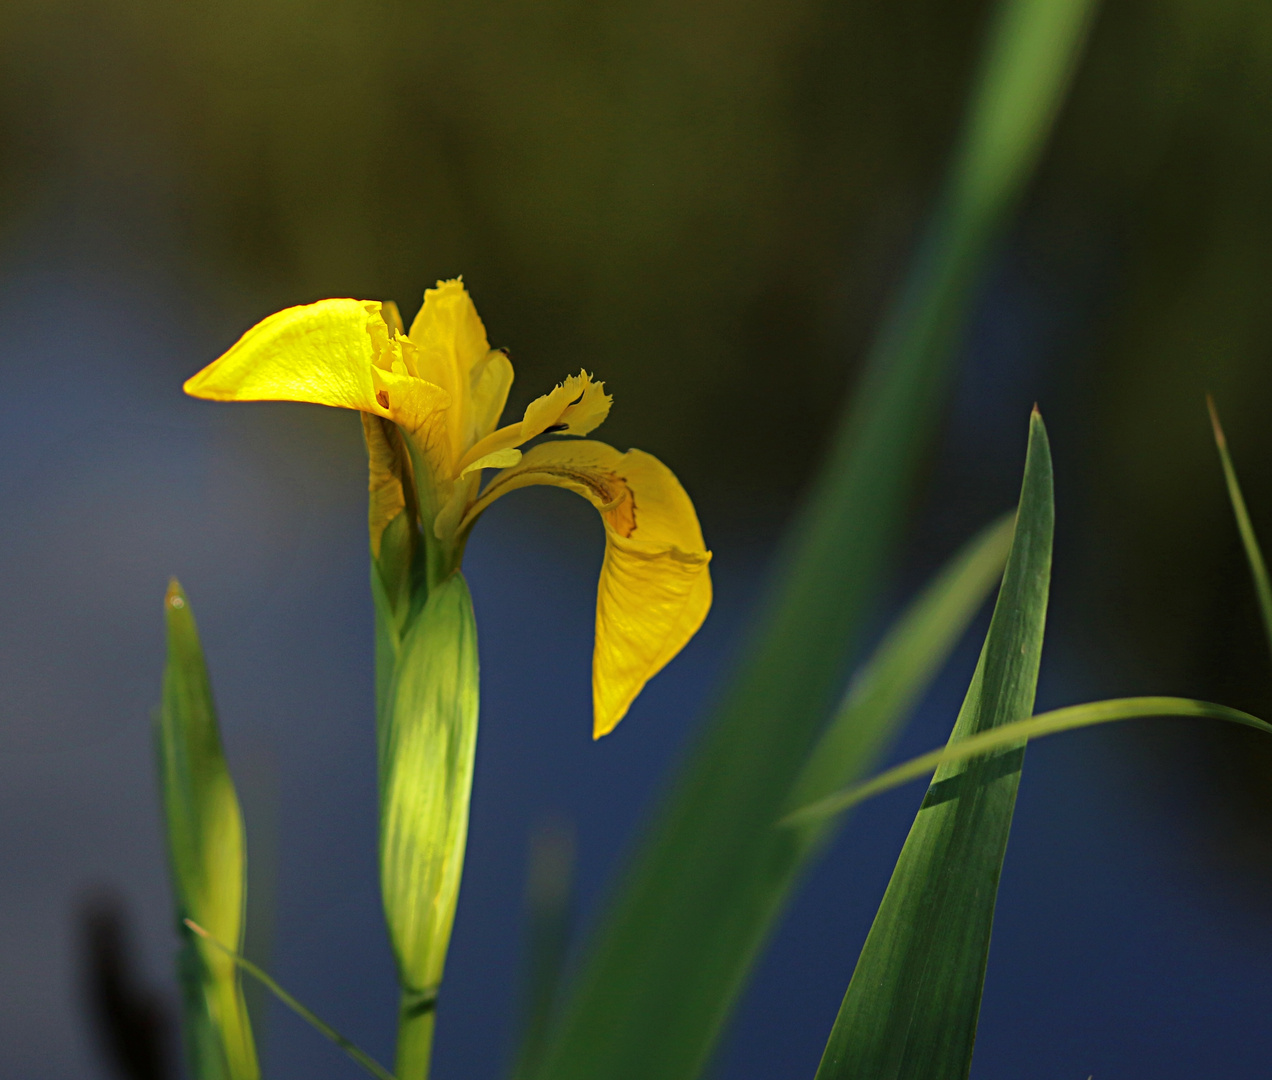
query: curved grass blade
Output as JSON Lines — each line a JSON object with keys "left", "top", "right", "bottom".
{"left": 814, "top": 408, "right": 1052, "bottom": 1080}
{"left": 158, "top": 581, "right": 259, "bottom": 1080}
{"left": 1207, "top": 396, "right": 1272, "bottom": 660}
{"left": 785, "top": 514, "right": 1014, "bottom": 825}
{"left": 785, "top": 696, "right": 1271, "bottom": 826}
{"left": 185, "top": 920, "right": 397, "bottom": 1080}
{"left": 530, "top": 0, "right": 1096, "bottom": 1075}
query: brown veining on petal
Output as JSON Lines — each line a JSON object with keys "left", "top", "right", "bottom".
{"left": 622, "top": 479, "right": 637, "bottom": 537}
{"left": 524, "top": 465, "right": 637, "bottom": 537}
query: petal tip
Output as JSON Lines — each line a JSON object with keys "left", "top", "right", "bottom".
{"left": 592, "top": 707, "right": 625, "bottom": 740}
{"left": 182, "top": 370, "right": 212, "bottom": 399}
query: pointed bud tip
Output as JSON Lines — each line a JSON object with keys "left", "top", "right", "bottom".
{"left": 165, "top": 579, "right": 187, "bottom": 611}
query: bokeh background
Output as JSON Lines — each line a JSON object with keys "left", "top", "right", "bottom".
{"left": 4, "top": 0, "right": 1272, "bottom": 1076}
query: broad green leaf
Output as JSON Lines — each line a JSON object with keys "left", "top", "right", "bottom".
{"left": 157, "top": 580, "right": 259, "bottom": 1080}
{"left": 1208, "top": 396, "right": 1272, "bottom": 660}
{"left": 531, "top": 0, "right": 1096, "bottom": 1076}
{"left": 814, "top": 408, "right": 1052, "bottom": 1080}
{"left": 786, "top": 696, "right": 1272, "bottom": 825}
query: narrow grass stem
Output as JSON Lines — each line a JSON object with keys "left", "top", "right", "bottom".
{"left": 783, "top": 696, "right": 1271, "bottom": 826}
{"left": 184, "top": 919, "right": 398, "bottom": 1080}
{"left": 1207, "top": 395, "right": 1272, "bottom": 662}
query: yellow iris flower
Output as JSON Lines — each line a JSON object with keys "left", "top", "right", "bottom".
{"left": 185, "top": 279, "right": 711, "bottom": 736}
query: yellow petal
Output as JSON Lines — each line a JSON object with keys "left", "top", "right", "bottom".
{"left": 468, "top": 349, "right": 515, "bottom": 444}
{"left": 407, "top": 279, "right": 495, "bottom": 461}
{"left": 361, "top": 413, "right": 409, "bottom": 559}
{"left": 431, "top": 475, "right": 479, "bottom": 544}
{"left": 463, "top": 441, "right": 711, "bottom": 737}
{"left": 370, "top": 366, "right": 455, "bottom": 510}
{"left": 594, "top": 532, "right": 712, "bottom": 736}
{"left": 451, "top": 369, "right": 611, "bottom": 478}
{"left": 520, "top": 370, "right": 612, "bottom": 439}
{"left": 184, "top": 298, "right": 387, "bottom": 411}
{"left": 459, "top": 447, "right": 522, "bottom": 478}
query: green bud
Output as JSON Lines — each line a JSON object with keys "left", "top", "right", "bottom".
{"left": 378, "top": 571, "right": 480, "bottom": 1079}
{"left": 157, "top": 581, "right": 259, "bottom": 1080}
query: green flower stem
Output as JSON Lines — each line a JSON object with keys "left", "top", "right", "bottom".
{"left": 395, "top": 996, "right": 437, "bottom": 1080}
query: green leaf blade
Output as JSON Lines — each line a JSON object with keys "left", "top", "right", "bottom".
{"left": 815, "top": 408, "right": 1053, "bottom": 1080}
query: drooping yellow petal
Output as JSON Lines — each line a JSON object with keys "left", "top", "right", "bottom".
{"left": 184, "top": 298, "right": 388, "bottom": 411}
{"left": 463, "top": 441, "right": 711, "bottom": 737}
{"left": 407, "top": 280, "right": 495, "bottom": 462}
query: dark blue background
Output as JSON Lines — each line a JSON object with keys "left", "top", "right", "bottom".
{"left": 3, "top": 194, "right": 1272, "bottom": 1080}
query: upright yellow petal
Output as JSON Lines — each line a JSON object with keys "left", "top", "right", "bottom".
{"left": 468, "top": 349, "right": 515, "bottom": 443}
{"left": 407, "top": 280, "right": 495, "bottom": 461}
{"left": 463, "top": 441, "right": 711, "bottom": 737}
{"left": 184, "top": 299, "right": 387, "bottom": 411}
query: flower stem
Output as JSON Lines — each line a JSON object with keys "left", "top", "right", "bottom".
{"left": 394, "top": 995, "right": 436, "bottom": 1080}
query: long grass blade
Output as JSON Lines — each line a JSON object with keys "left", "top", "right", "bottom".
{"left": 185, "top": 920, "right": 398, "bottom": 1080}
{"left": 530, "top": 1, "right": 1096, "bottom": 1076}
{"left": 1207, "top": 395, "right": 1272, "bottom": 661}
{"left": 785, "top": 696, "right": 1271, "bottom": 826}
{"left": 814, "top": 408, "right": 1052, "bottom": 1080}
